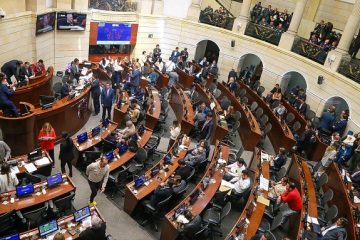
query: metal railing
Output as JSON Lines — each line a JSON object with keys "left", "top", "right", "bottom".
{"left": 89, "top": 0, "right": 138, "bottom": 12}
{"left": 244, "top": 22, "right": 283, "bottom": 46}
{"left": 291, "top": 37, "right": 329, "bottom": 65}
{"left": 199, "top": 11, "right": 235, "bottom": 30}
{"left": 338, "top": 58, "right": 360, "bottom": 84}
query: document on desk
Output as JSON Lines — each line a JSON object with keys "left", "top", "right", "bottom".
{"left": 354, "top": 196, "right": 360, "bottom": 203}
{"left": 10, "top": 166, "right": 20, "bottom": 174}
{"left": 261, "top": 152, "right": 269, "bottom": 163}
{"left": 35, "top": 157, "right": 50, "bottom": 166}
{"left": 81, "top": 67, "right": 88, "bottom": 75}
{"left": 221, "top": 180, "right": 235, "bottom": 189}
{"left": 256, "top": 195, "right": 270, "bottom": 206}
{"left": 259, "top": 175, "right": 269, "bottom": 191}
{"left": 24, "top": 163, "right": 37, "bottom": 173}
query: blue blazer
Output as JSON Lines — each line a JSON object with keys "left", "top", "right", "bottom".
{"left": 333, "top": 119, "right": 348, "bottom": 136}
{"left": 0, "top": 84, "right": 15, "bottom": 105}
{"left": 130, "top": 70, "right": 141, "bottom": 87}
{"left": 101, "top": 88, "right": 115, "bottom": 107}
{"left": 319, "top": 111, "right": 335, "bottom": 131}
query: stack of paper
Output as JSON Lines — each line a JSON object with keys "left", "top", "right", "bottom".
{"left": 261, "top": 152, "right": 269, "bottom": 162}
{"left": 259, "top": 176, "right": 269, "bottom": 191}
{"left": 24, "top": 163, "right": 37, "bottom": 173}
{"left": 257, "top": 195, "right": 270, "bottom": 206}
{"left": 10, "top": 166, "right": 20, "bottom": 174}
{"left": 35, "top": 157, "right": 50, "bottom": 166}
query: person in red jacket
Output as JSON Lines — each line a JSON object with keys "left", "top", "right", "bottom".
{"left": 38, "top": 122, "right": 56, "bottom": 167}
{"left": 277, "top": 181, "right": 302, "bottom": 223}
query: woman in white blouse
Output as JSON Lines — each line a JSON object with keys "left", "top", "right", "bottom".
{"left": 168, "top": 120, "right": 181, "bottom": 151}
{"left": 0, "top": 163, "right": 19, "bottom": 193}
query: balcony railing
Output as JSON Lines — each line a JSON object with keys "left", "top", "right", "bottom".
{"left": 89, "top": 0, "right": 138, "bottom": 12}
{"left": 244, "top": 22, "right": 282, "bottom": 46}
{"left": 199, "top": 11, "right": 235, "bottom": 30}
{"left": 338, "top": 58, "right": 360, "bottom": 84}
{"left": 291, "top": 37, "right": 329, "bottom": 65}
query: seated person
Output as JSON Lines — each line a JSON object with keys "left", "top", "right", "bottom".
{"left": 318, "top": 217, "right": 348, "bottom": 240}
{"left": 54, "top": 233, "right": 65, "bottom": 240}
{"left": 200, "top": 112, "right": 214, "bottom": 142}
{"left": 350, "top": 163, "right": 360, "bottom": 187}
{"left": 175, "top": 159, "right": 193, "bottom": 180}
{"left": 221, "top": 169, "right": 251, "bottom": 198}
{"left": 223, "top": 158, "right": 246, "bottom": 182}
{"left": 18, "top": 61, "right": 33, "bottom": 86}
{"left": 270, "top": 83, "right": 281, "bottom": 94}
{"left": 269, "top": 147, "right": 287, "bottom": 172}
{"left": 128, "top": 99, "right": 141, "bottom": 124}
{"left": 184, "top": 140, "right": 207, "bottom": 167}
{"left": 264, "top": 92, "right": 273, "bottom": 103}
{"left": 117, "top": 120, "right": 136, "bottom": 141}
{"left": 78, "top": 215, "right": 106, "bottom": 240}
{"left": 143, "top": 178, "right": 174, "bottom": 208}
{"left": 0, "top": 75, "right": 18, "bottom": 117}
{"left": 274, "top": 102, "right": 287, "bottom": 117}
{"left": 194, "top": 102, "right": 210, "bottom": 126}
{"left": 223, "top": 105, "right": 235, "bottom": 124}
{"left": 0, "top": 140, "right": 11, "bottom": 163}
{"left": 268, "top": 176, "right": 289, "bottom": 199}
{"left": 61, "top": 78, "right": 72, "bottom": 99}
{"left": 104, "top": 132, "right": 118, "bottom": 146}
{"left": 178, "top": 210, "right": 202, "bottom": 238}
{"left": 276, "top": 182, "right": 302, "bottom": 223}
{"left": 294, "top": 98, "right": 307, "bottom": 115}
{"left": 227, "top": 77, "right": 238, "bottom": 92}
{"left": 172, "top": 175, "right": 187, "bottom": 195}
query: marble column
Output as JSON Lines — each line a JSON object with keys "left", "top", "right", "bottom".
{"left": 279, "top": 0, "right": 307, "bottom": 50}
{"left": 325, "top": 0, "right": 360, "bottom": 70}
{"left": 232, "top": 0, "right": 251, "bottom": 34}
{"left": 187, "top": 0, "right": 202, "bottom": 22}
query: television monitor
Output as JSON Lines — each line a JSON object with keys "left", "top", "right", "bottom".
{"left": 105, "top": 151, "right": 114, "bottom": 161}
{"left": 36, "top": 12, "right": 55, "bottom": 35}
{"left": 92, "top": 126, "right": 101, "bottom": 137}
{"left": 134, "top": 176, "right": 145, "bottom": 189}
{"left": 38, "top": 220, "right": 58, "bottom": 237}
{"left": 47, "top": 173, "right": 63, "bottom": 188}
{"left": 164, "top": 153, "right": 172, "bottom": 164}
{"left": 77, "top": 132, "right": 88, "bottom": 144}
{"left": 28, "top": 148, "right": 42, "bottom": 161}
{"left": 57, "top": 12, "right": 86, "bottom": 31}
{"left": 16, "top": 184, "right": 34, "bottom": 198}
{"left": 102, "top": 118, "right": 110, "bottom": 128}
{"left": 40, "top": 95, "right": 55, "bottom": 108}
{"left": 74, "top": 206, "right": 91, "bottom": 222}
{"left": 150, "top": 164, "right": 160, "bottom": 177}
{"left": 97, "top": 22, "right": 132, "bottom": 45}
{"left": 0, "top": 233, "right": 20, "bottom": 240}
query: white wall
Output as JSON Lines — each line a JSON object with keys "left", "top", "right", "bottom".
{"left": 163, "top": 0, "right": 192, "bottom": 19}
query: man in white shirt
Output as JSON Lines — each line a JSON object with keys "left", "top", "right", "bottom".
{"left": 231, "top": 169, "right": 251, "bottom": 195}
{"left": 86, "top": 157, "right": 110, "bottom": 206}
{"left": 223, "top": 158, "right": 246, "bottom": 182}
{"left": 320, "top": 217, "right": 348, "bottom": 240}
{"left": 165, "top": 60, "right": 176, "bottom": 73}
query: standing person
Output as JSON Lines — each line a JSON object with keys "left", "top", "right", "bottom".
{"left": 0, "top": 163, "right": 19, "bottom": 193}
{"left": 153, "top": 44, "right": 162, "bottom": 62}
{"left": 86, "top": 157, "right": 110, "bottom": 206}
{"left": 38, "top": 122, "right": 56, "bottom": 166}
{"left": 90, "top": 75, "right": 101, "bottom": 116}
{"left": 0, "top": 140, "right": 11, "bottom": 163}
{"left": 59, "top": 131, "right": 74, "bottom": 177}
{"left": 101, "top": 83, "right": 115, "bottom": 122}
{"left": 168, "top": 120, "right": 181, "bottom": 151}
{"left": 130, "top": 64, "right": 141, "bottom": 95}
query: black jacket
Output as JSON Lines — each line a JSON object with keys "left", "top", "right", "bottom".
{"left": 176, "top": 165, "right": 193, "bottom": 180}
{"left": 59, "top": 139, "right": 74, "bottom": 162}
{"left": 78, "top": 223, "right": 106, "bottom": 240}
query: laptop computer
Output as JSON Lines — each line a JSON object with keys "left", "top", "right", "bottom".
{"left": 27, "top": 148, "right": 42, "bottom": 161}
{"left": 105, "top": 151, "right": 114, "bottom": 162}
{"left": 38, "top": 220, "right": 58, "bottom": 238}
{"left": 77, "top": 132, "right": 88, "bottom": 144}
{"left": 16, "top": 184, "right": 34, "bottom": 198}
{"left": 74, "top": 206, "right": 91, "bottom": 223}
{"left": 134, "top": 176, "right": 145, "bottom": 189}
{"left": 151, "top": 164, "right": 161, "bottom": 177}
{"left": 47, "top": 173, "right": 63, "bottom": 188}
{"left": 92, "top": 126, "right": 101, "bottom": 137}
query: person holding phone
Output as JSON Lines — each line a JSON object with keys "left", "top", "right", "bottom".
{"left": 38, "top": 122, "right": 56, "bottom": 166}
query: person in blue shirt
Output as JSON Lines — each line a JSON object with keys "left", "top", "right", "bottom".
{"left": 147, "top": 68, "right": 159, "bottom": 86}
{"left": 333, "top": 110, "right": 349, "bottom": 137}
{"left": 318, "top": 106, "right": 336, "bottom": 134}
{"left": 130, "top": 64, "right": 141, "bottom": 95}
{"left": 101, "top": 83, "right": 115, "bottom": 122}
{"left": 0, "top": 74, "right": 18, "bottom": 117}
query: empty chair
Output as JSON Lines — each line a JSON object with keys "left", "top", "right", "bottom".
{"left": 250, "top": 101, "right": 258, "bottom": 112}
{"left": 54, "top": 192, "right": 75, "bottom": 217}
{"left": 202, "top": 201, "right": 231, "bottom": 237}
{"left": 144, "top": 135, "right": 161, "bottom": 160}
{"left": 191, "top": 91, "right": 199, "bottom": 105}
{"left": 143, "top": 195, "right": 173, "bottom": 231}
{"left": 315, "top": 172, "right": 328, "bottom": 193}
{"left": 285, "top": 113, "right": 295, "bottom": 124}
{"left": 208, "top": 83, "right": 217, "bottom": 93}
{"left": 107, "top": 166, "right": 129, "bottom": 198}
{"left": 270, "top": 211, "right": 284, "bottom": 231}
{"left": 262, "top": 123, "right": 272, "bottom": 138}
{"left": 317, "top": 188, "right": 334, "bottom": 212}
{"left": 228, "top": 145, "right": 244, "bottom": 164}
{"left": 271, "top": 100, "right": 280, "bottom": 109}
{"left": 291, "top": 121, "right": 301, "bottom": 133}
{"left": 128, "top": 148, "right": 148, "bottom": 177}
{"left": 220, "top": 97, "right": 231, "bottom": 110}
{"left": 160, "top": 100, "right": 169, "bottom": 116}
{"left": 214, "top": 89, "right": 222, "bottom": 99}
{"left": 306, "top": 109, "right": 316, "bottom": 121}
{"left": 260, "top": 114, "right": 269, "bottom": 129}
{"left": 255, "top": 107, "right": 264, "bottom": 120}
{"left": 273, "top": 166, "right": 287, "bottom": 182}
{"left": 53, "top": 82, "right": 62, "bottom": 100}
{"left": 223, "top": 122, "right": 240, "bottom": 147}
{"left": 0, "top": 210, "right": 16, "bottom": 235}
{"left": 252, "top": 80, "right": 260, "bottom": 90}
{"left": 241, "top": 96, "right": 248, "bottom": 105}
{"left": 159, "top": 87, "right": 168, "bottom": 101}
{"left": 22, "top": 206, "right": 47, "bottom": 230}
{"left": 232, "top": 111, "right": 241, "bottom": 122}
{"left": 318, "top": 205, "right": 338, "bottom": 226}
{"left": 185, "top": 167, "right": 196, "bottom": 183}
{"left": 102, "top": 139, "right": 116, "bottom": 153}
{"left": 239, "top": 89, "right": 247, "bottom": 98}
{"left": 257, "top": 86, "right": 265, "bottom": 97}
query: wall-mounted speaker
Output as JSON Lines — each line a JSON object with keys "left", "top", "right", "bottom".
{"left": 148, "top": 34, "right": 153, "bottom": 38}
{"left": 318, "top": 75, "right": 324, "bottom": 85}
{"left": 231, "top": 40, "right": 235, "bottom": 47}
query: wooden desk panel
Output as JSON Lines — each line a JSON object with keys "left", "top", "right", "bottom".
{"left": 175, "top": 68, "right": 195, "bottom": 89}
{"left": 10, "top": 67, "right": 54, "bottom": 108}
{"left": 10, "top": 151, "right": 53, "bottom": 177}
{"left": 240, "top": 83, "right": 295, "bottom": 152}
{"left": 169, "top": 86, "right": 194, "bottom": 135}
{"left": 113, "top": 91, "right": 130, "bottom": 124}
{"left": 19, "top": 206, "right": 104, "bottom": 239}
{"left": 300, "top": 158, "right": 318, "bottom": 218}
{"left": 154, "top": 69, "right": 170, "bottom": 89}
{"left": 124, "top": 139, "right": 191, "bottom": 215}
{"left": 161, "top": 142, "right": 229, "bottom": 240}
{"left": 72, "top": 121, "right": 118, "bottom": 152}
{"left": 145, "top": 87, "right": 161, "bottom": 130}
{"left": 0, "top": 175, "right": 75, "bottom": 214}
{"left": 218, "top": 83, "right": 261, "bottom": 150}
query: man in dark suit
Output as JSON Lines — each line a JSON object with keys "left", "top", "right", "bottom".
{"left": 333, "top": 110, "right": 349, "bottom": 136}
{"left": 130, "top": 65, "right": 141, "bottom": 95}
{"left": 295, "top": 98, "right": 307, "bottom": 115}
{"left": 91, "top": 76, "right": 101, "bottom": 115}
{"left": 175, "top": 159, "right": 193, "bottom": 181}
{"left": 180, "top": 48, "right": 189, "bottom": 62}
{"left": 70, "top": 58, "right": 80, "bottom": 83}
{"left": 1, "top": 60, "right": 21, "bottom": 84}
{"left": 270, "top": 147, "right": 287, "bottom": 172}
{"left": 18, "top": 61, "right": 33, "bottom": 86}
{"left": 319, "top": 217, "right": 348, "bottom": 240}
{"left": 200, "top": 112, "right": 214, "bottom": 141}
{"left": 101, "top": 83, "right": 115, "bottom": 122}
{"left": 170, "top": 47, "right": 180, "bottom": 62}
{"left": 60, "top": 79, "right": 71, "bottom": 99}
{"left": 0, "top": 75, "right": 18, "bottom": 117}
{"left": 228, "top": 69, "right": 238, "bottom": 81}
{"left": 153, "top": 44, "right": 162, "bottom": 62}
{"left": 318, "top": 107, "right": 336, "bottom": 134}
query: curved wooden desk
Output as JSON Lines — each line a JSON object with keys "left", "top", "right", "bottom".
{"left": 0, "top": 175, "right": 75, "bottom": 214}
{"left": 189, "top": 61, "right": 214, "bottom": 88}
{"left": 19, "top": 206, "right": 104, "bottom": 239}
{"left": 10, "top": 67, "right": 54, "bottom": 107}
{"left": 9, "top": 151, "right": 53, "bottom": 177}
{"left": 154, "top": 68, "right": 170, "bottom": 89}
{"left": 240, "top": 82, "right": 296, "bottom": 152}
{"left": 123, "top": 139, "right": 191, "bottom": 215}
{"left": 145, "top": 87, "right": 161, "bottom": 130}
{"left": 176, "top": 68, "right": 195, "bottom": 89}
{"left": 113, "top": 91, "right": 130, "bottom": 124}
{"left": 160, "top": 142, "right": 229, "bottom": 240}
{"left": 282, "top": 100, "right": 328, "bottom": 162}
{"left": 169, "top": 86, "right": 194, "bottom": 135}
{"left": 195, "top": 84, "right": 229, "bottom": 144}
{"left": 218, "top": 82, "right": 261, "bottom": 151}
{"left": 0, "top": 87, "right": 91, "bottom": 156}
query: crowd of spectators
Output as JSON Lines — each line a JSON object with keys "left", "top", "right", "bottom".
{"left": 308, "top": 20, "right": 341, "bottom": 52}
{"left": 199, "top": 6, "right": 233, "bottom": 29}
{"left": 250, "top": 2, "right": 292, "bottom": 32}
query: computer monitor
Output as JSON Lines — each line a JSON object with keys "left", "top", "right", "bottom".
{"left": 105, "top": 151, "right": 114, "bottom": 161}
{"left": 39, "top": 95, "right": 55, "bottom": 108}
{"left": 74, "top": 206, "right": 91, "bottom": 222}
{"left": 28, "top": 148, "right": 42, "bottom": 161}
{"left": 134, "top": 176, "right": 145, "bottom": 189}
{"left": 0, "top": 233, "right": 20, "bottom": 240}
{"left": 38, "top": 220, "right": 58, "bottom": 237}
{"left": 47, "top": 173, "right": 63, "bottom": 188}
{"left": 102, "top": 118, "right": 110, "bottom": 128}
{"left": 92, "top": 126, "right": 101, "bottom": 137}
{"left": 16, "top": 184, "right": 34, "bottom": 198}
{"left": 77, "top": 132, "right": 88, "bottom": 144}
{"left": 150, "top": 164, "right": 160, "bottom": 177}
{"left": 164, "top": 153, "right": 172, "bottom": 164}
